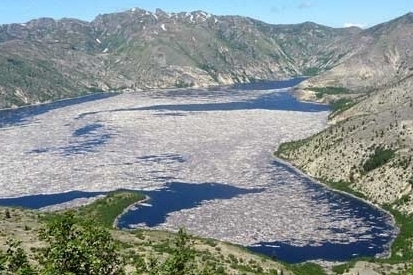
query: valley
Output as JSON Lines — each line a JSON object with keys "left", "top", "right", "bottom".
{"left": 1, "top": 5, "right": 413, "bottom": 275}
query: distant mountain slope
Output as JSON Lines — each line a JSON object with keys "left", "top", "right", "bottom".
{"left": 0, "top": 8, "right": 359, "bottom": 108}
{"left": 299, "top": 12, "right": 413, "bottom": 91}
{"left": 278, "top": 13, "right": 413, "bottom": 214}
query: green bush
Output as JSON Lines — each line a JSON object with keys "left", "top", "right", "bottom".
{"left": 329, "top": 98, "right": 356, "bottom": 115}
{"left": 39, "top": 212, "right": 124, "bottom": 275}
{"left": 309, "top": 86, "right": 350, "bottom": 98}
{"left": 289, "top": 262, "right": 327, "bottom": 275}
{"left": 382, "top": 206, "right": 413, "bottom": 262}
{"left": 362, "top": 147, "right": 395, "bottom": 172}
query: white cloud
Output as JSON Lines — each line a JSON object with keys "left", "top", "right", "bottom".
{"left": 343, "top": 22, "right": 365, "bottom": 28}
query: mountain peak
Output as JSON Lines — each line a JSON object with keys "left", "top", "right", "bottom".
{"left": 389, "top": 11, "right": 413, "bottom": 25}
{"left": 155, "top": 8, "right": 168, "bottom": 16}
{"left": 400, "top": 11, "right": 413, "bottom": 22}
{"left": 26, "top": 17, "right": 56, "bottom": 28}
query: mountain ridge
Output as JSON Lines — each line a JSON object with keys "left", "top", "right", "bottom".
{"left": 0, "top": 7, "right": 362, "bottom": 108}
{"left": 298, "top": 12, "right": 413, "bottom": 92}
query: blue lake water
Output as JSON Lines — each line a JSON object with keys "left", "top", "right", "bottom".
{"left": 247, "top": 161, "right": 395, "bottom": 263}
{"left": 0, "top": 79, "right": 396, "bottom": 264}
{"left": 130, "top": 92, "right": 328, "bottom": 113}
{"left": 0, "top": 190, "right": 105, "bottom": 209}
{"left": 0, "top": 93, "right": 117, "bottom": 128}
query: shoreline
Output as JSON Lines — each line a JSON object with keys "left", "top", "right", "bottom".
{"left": 112, "top": 195, "right": 150, "bottom": 229}
{"left": 0, "top": 76, "right": 306, "bottom": 113}
{"left": 0, "top": 91, "right": 116, "bottom": 112}
{"left": 272, "top": 155, "right": 399, "bottom": 259}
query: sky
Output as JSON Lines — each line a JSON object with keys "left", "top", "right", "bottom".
{"left": 0, "top": 0, "right": 412, "bottom": 28}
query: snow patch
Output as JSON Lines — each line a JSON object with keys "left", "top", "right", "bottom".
{"left": 160, "top": 23, "right": 167, "bottom": 31}
{"left": 102, "top": 48, "right": 109, "bottom": 53}
{"left": 195, "top": 12, "right": 207, "bottom": 22}
{"left": 95, "top": 38, "right": 101, "bottom": 44}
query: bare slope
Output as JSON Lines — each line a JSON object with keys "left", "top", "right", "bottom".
{"left": 279, "top": 13, "right": 413, "bottom": 213}
{"left": 278, "top": 76, "right": 413, "bottom": 212}
{"left": 299, "top": 13, "right": 413, "bottom": 92}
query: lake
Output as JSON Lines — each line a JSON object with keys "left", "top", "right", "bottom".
{"left": 0, "top": 79, "right": 396, "bottom": 263}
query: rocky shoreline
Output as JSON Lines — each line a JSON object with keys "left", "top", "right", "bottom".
{"left": 272, "top": 155, "right": 399, "bottom": 259}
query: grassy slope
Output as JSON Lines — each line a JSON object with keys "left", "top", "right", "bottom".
{"left": 75, "top": 191, "right": 145, "bottom": 228}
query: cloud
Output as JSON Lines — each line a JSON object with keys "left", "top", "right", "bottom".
{"left": 343, "top": 22, "right": 365, "bottom": 28}
{"left": 298, "top": 1, "right": 312, "bottom": 9}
